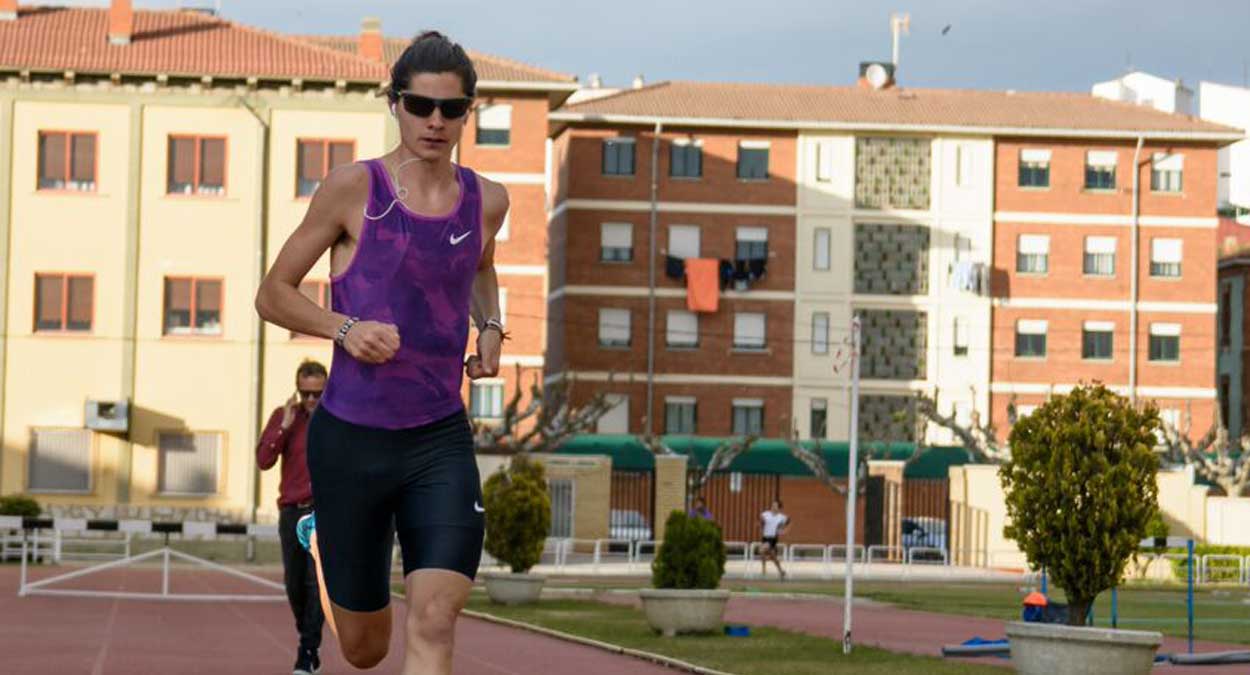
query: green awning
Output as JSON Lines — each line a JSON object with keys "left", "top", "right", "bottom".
{"left": 552, "top": 435, "right": 969, "bottom": 479}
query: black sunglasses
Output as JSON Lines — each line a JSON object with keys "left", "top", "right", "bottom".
{"left": 298, "top": 389, "right": 323, "bottom": 400}
{"left": 396, "top": 92, "right": 473, "bottom": 119}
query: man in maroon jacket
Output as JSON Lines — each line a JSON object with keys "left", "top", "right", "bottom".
{"left": 258, "top": 359, "right": 327, "bottom": 675}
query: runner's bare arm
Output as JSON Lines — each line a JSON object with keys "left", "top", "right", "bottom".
{"left": 466, "top": 178, "right": 509, "bottom": 379}
{"left": 256, "top": 164, "right": 399, "bottom": 364}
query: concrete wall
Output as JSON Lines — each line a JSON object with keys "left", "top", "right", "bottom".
{"left": 1206, "top": 496, "right": 1250, "bottom": 546}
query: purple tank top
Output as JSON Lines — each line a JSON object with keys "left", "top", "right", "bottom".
{"left": 320, "top": 159, "right": 482, "bottom": 430}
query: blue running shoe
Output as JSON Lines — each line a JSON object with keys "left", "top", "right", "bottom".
{"left": 296, "top": 512, "right": 316, "bottom": 552}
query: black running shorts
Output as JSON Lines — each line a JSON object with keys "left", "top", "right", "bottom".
{"left": 306, "top": 406, "right": 485, "bottom": 612}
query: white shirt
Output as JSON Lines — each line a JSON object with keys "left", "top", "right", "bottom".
{"left": 761, "top": 510, "right": 788, "bottom": 537}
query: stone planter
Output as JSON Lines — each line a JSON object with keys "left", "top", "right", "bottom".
{"left": 482, "top": 572, "right": 545, "bottom": 605}
{"left": 1006, "top": 621, "right": 1162, "bottom": 675}
{"left": 639, "top": 589, "right": 731, "bottom": 637}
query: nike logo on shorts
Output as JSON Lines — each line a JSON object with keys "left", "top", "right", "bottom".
{"left": 450, "top": 231, "right": 472, "bottom": 246}
{"left": 473, "top": 501, "right": 485, "bottom": 513}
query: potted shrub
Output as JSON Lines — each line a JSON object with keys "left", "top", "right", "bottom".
{"left": 639, "top": 510, "right": 729, "bottom": 636}
{"left": 1000, "top": 384, "right": 1163, "bottom": 675}
{"left": 481, "top": 455, "right": 551, "bottom": 605}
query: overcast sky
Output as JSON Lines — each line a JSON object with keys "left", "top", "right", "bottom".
{"left": 57, "top": 0, "right": 1250, "bottom": 95}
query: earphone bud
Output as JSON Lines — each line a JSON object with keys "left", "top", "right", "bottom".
{"left": 390, "top": 103, "right": 397, "bottom": 117}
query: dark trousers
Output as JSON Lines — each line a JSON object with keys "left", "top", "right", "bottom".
{"left": 278, "top": 505, "right": 325, "bottom": 652}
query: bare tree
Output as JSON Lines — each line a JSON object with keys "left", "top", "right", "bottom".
{"left": 684, "top": 436, "right": 758, "bottom": 506}
{"left": 1158, "top": 402, "right": 1250, "bottom": 497}
{"left": 472, "top": 366, "right": 617, "bottom": 455}
{"left": 911, "top": 389, "right": 1011, "bottom": 464}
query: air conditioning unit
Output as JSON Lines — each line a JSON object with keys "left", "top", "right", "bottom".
{"left": 85, "top": 399, "right": 130, "bottom": 434}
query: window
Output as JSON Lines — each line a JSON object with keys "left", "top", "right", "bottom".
{"left": 598, "top": 308, "right": 631, "bottom": 347}
{"left": 469, "top": 382, "right": 505, "bottom": 419}
{"left": 736, "top": 226, "right": 768, "bottom": 261}
{"left": 1083, "top": 236, "right": 1117, "bottom": 276}
{"left": 1150, "top": 238, "right": 1182, "bottom": 278}
{"left": 35, "top": 273, "right": 93, "bottom": 332}
{"left": 1151, "top": 153, "right": 1183, "bottom": 193}
{"left": 732, "top": 399, "right": 764, "bottom": 435}
{"left": 665, "top": 396, "right": 697, "bottom": 434}
{"left": 1014, "top": 405, "right": 1038, "bottom": 421}
{"left": 737, "top": 141, "right": 770, "bottom": 179}
{"left": 814, "top": 140, "right": 834, "bottom": 182}
{"left": 955, "top": 143, "right": 975, "bottom": 187}
{"left": 811, "top": 312, "right": 829, "bottom": 354}
{"left": 666, "top": 310, "right": 698, "bottom": 348}
{"left": 37, "top": 131, "right": 96, "bottom": 191}
{"left": 1149, "top": 323, "right": 1181, "bottom": 362}
{"left": 1016, "top": 235, "right": 1049, "bottom": 274}
{"left": 1085, "top": 150, "right": 1117, "bottom": 190}
{"left": 810, "top": 399, "right": 828, "bottom": 439}
{"left": 157, "top": 431, "right": 220, "bottom": 496}
{"left": 669, "top": 138, "right": 702, "bottom": 178}
{"left": 163, "top": 277, "right": 223, "bottom": 336}
{"left": 668, "top": 225, "right": 701, "bottom": 260}
{"left": 1082, "top": 321, "right": 1114, "bottom": 360}
{"left": 733, "top": 312, "right": 766, "bottom": 350}
{"left": 596, "top": 394, "right": 629, "bottom": 433}
{"left": 296, "top": 139, "right": 354, "bottom": 197}
{"left": 1220, "top": 377, "right": 1231, "bottom": 430}
{"left": 600, "top": 222, "right": 633, "bottom": 262}
{"left": 290, "top": 280, "right": 331, "bottom": 338}
{"left": 813, "top": 228, "right": 831, "bottom": 271}
{"left": 602, "top": 137, "right": 635, "bottom": 176}
{"left": 1018, "top": 149, "right": 1050, "bottom": 188}
{"left": 1015, "top": 319, "right": 1047, "bottom": 358}
{"left": 854, "top": 137, "right": 932, "bottom": 209}
{"left": 168, "top": 135, "right": 226, "bottom": 195}
{"left": 28, "top": 429, "right": 91, "bottom": 493}
{"left": 1221, "top": 284, "right": 1232, "bottom": 348}
{"left": 953, "top": 316, "right": 969, "bottom": 357}
{"left": 476, "top": 104, "right": 512, "bottom": 146}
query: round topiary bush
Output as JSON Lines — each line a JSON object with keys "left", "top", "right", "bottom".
{"left": 0, "top": 495, "right": 40, "bottom": 518}
{"left": 1001, "top": 383, "right": 1160, "bottom": 626}
{"left": 482, "top": 455, "right": 551, "bottom": 574}
{"left": 652, "top": 510, "right": 726, "bottom": 589}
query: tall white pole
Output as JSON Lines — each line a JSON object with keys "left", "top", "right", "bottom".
{"left": 843, "top": 315, "right": 862, "bottom": 655}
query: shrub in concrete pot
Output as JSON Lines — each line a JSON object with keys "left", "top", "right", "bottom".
{"left": 481, "top": 455, "right": 551, "bottom": 605}
{"left": 1001, "top": 384, "right": 1163, "bottom": 674}
{"left": 640, "top": 510, "right": 729, "bottom": 636}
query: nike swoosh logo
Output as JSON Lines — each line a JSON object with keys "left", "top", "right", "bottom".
{"left": 450, "top": 231, "right": 472, "bottom": 246}
{"left": 473, "top": 501, "right": 485, "bottom": 513}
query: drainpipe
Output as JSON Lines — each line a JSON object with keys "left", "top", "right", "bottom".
{"left": 238, "top": 97, "right": 270, "bottom": 524}
{"left": 645, "top": 121, "right": 663, "bottom": 435}
{"left": 1129, "top": 136, "right": 1144, "bottom": 404}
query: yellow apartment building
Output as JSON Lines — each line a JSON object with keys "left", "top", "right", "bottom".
{"left": 0, "top": 3, "right": 574, "bottom": 522}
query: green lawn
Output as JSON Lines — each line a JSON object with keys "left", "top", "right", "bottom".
{"left": 464, "top": 597, "right": 1007, "bottom": 674}
{"left": 539, "top": 577, "right": 1250, "bottom": 646}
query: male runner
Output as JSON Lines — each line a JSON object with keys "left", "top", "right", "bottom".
{"left": 760, "top": 499, "right": 790, "bottom": 580}
{"left": 255, "top": 31, "right": 507, "bottom": 674}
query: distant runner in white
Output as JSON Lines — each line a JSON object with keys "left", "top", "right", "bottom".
{"left": 759, "top": 500, "right": 790, "bottom": 580}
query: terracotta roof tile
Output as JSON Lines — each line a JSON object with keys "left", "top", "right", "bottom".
{"left": 560, "top": 81, "right": 1237, "bottom": 136}
{"left": 300, "top": 35, "right": 577, "bottom": 85}
{"left": 0, "top": 6, "right": 386, "bottom": 82}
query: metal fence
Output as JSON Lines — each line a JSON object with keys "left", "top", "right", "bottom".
{"left": 609, "top": 469, "right": 654, "bottom": 542}
{"left": 688, "top": 470, "right": 780, "bottom": 542}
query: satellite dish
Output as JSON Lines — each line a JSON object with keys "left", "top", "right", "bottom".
{"left": 866, "top": 63, "right": 890, "bottom": 90}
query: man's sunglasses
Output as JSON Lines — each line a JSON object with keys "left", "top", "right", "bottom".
{"left": 298, "top": 389, "right": 323, "bottom": 400}
{"left": 396, "top": 92, "right": 473, "bottom": 119}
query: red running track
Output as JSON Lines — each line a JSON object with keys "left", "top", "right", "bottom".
{"left": 0, "top": 565, "right": 674, "bottom": 675}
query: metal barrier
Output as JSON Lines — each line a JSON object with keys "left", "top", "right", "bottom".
{"left": 785, "top": 544, "right": 828, "bottom": 564}
{"left": 1245, "top": 555, "right": 1250, "bottom": 585}
{"left": 1200, "top": 554, "right": 1245, "bottom": 585}
{"left": 866, "top": 545, "right": 902, "bottom": 565}
{"left": 829, "top": 544, "right": 865, "bottom": 563}
{"left": 905, "top": 546, "right": 949, "bottom": 565}
{"left": 50, "top": 530, "right": 133, "bottom": 562}
{"left": 631, "top": 540, "right": 661, "bottom": 571}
